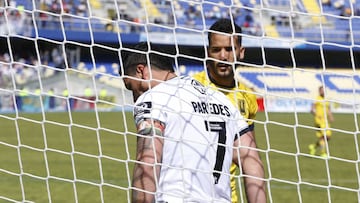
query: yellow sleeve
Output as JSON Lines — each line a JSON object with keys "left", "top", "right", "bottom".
{"left": 246, "top": 88, "right": 258, "bottom": 120}
{"left": 239, "top": 84, "right": 258, "bottom": 126}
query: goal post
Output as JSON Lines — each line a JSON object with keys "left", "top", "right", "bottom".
{"left": 0, "top": 0, "right": 360, "bottom": 202}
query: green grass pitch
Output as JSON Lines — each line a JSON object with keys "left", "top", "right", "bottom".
{"left": 0, "top": 111, "right": 359, "bottom": 202}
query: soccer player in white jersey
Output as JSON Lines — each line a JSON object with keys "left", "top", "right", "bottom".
{"left": 120, "top": 42, "right": 265, "bottom": 203}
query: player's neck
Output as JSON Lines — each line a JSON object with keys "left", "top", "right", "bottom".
{"left": 209, "top": 75, "right": 236, "bottom": 88}
{"left": 164, "top": 71, "right": 177, "bottom": 81}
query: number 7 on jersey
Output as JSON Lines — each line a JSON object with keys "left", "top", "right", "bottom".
{"left": 204, "top": 121, "right": 226, "bottom": 184}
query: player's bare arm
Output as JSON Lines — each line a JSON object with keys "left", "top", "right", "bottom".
{"left": 327, "top": 108, "right": 334, "bottom": 122}
{"left": 234, "top": 131, "right": 266, "bottom": 203}
{"left": 132, "top": 119, "right": 165, "bottom": 203}
{"left": 311, "top": 103, "right": 316, "bottom": 115}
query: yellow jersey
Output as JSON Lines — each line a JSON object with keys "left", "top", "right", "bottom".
{"left": 192, "top": 71, "right": 258, "bottom": 128}
{"left": 314, "top": 95, "right": 330, "bottom": 121}
{"left": 313, "top": 95, "right": 332, "bottom": 137}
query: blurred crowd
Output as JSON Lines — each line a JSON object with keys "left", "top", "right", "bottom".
{"left": 0, "top": 45, "right": 65, "bottom": 88}
{"left": 322, "top": 0, "right": 360, "bottom": 16}
{"left": 0, "top": 0, "right": 90, "bottom": 34}
{"left": 36, "top": 0, "right": 89, "bottom": 29}
{"left": 0, "top": 0, "right": 263, "bottom": 35}
{"left": 1, "top": 0, "right": 359, "bottom": 88}
{"left": 1, "top": 0, "right": 360, "bottom": 36}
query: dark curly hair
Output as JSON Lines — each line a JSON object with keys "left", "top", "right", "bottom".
{"left": 208, "top": 18, "right": 243, "bottom": 46}
{"left": 120, "top": 41, "right": 174, "bottom": 76}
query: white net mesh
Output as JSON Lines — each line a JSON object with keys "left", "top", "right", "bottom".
{"left": 0, "top": 0, "right": 359, "bottom": 202}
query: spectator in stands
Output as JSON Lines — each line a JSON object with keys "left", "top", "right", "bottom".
{"left": 131, "top": 17, "right": 142, "bottom": 33}
{"left": 184, "top": 3, "right": 201, "bottom": 27}
{"left": 0, "top": 6, "right": 26, "bottom": 35}
{"left": 49, "top": 0, "right": 61, "bottom": 14}
{"left": 192, "top": 18, "right": 266, "bottom": 203}
{"left": 322, "top": 0, "right": 332, "bottom": 7}
{"left": 37, "top": 10, "right": 49, "bottom": 28}
{"left": 248, "top": 22, "right": 262, "bottom": 36}
{"left": 333, "top": 0, "right": 345, "bottom": 10}
{"left": 154, "top": 17, "right": 164, "bottom": 24}
{"left": 51, "top": 46, "right": 65, "bottom": 69}
{"left": 166, "top": 12, "right": 174, "bottom": 25}
{"left": 341, "top": 7, "right": 352, "bottom": 17}
{"left": 35, "top": 86, "right": 41, "bottom": 95}
{"left": 76, "top": 0, "right": 87, "bottom": 17}
{"left": 62, "top": 88, "right": 69, "bottom": 97}
{"left": 16, "top": 87, "right": 29, "bottom": 111}
{"left": 61, "top": 0, "right": 74, "bottom": 29}
{"left": 62, "top": 0, "right": 74, "bottom": 14}
{"left": 0, "top": 53, "right": 11, "bottom": 87}
{"left": 212, "top": 6, "right": 222, "bottom": 19}
{"left": 99, "top": 88, "right": 107, "bottom": 100}
{"left": 48, "top": 88, "right": 55, "bottom": 109}
{"left": 41, "top": 50, "right": 50, "bottom": 65}
{"left": 185, "top": 4, "right": 198, "bottom": 20}
{"left": 174, "top": 3, "right": 185, "bottom": 20}
{"left": 244, "top": 11, "right": 254, "bottom": 28}
{"left": 62, "top": 88, "right": 73, "bottom": 110}
{"left": 0, "top": 52, "right": 45, "bottom": 86}
{"left": 84, "top": 86, "right": 93, "bottom": 98}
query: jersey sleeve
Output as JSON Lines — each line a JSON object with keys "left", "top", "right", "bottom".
{"left": 242, "top": 85, "right": 258, "bottom": 126}
{"left": 232, "top": 106, "right": 249, "bottom": 138}
{"left": 133, "top": 93, "right": 167, "bottom": 127}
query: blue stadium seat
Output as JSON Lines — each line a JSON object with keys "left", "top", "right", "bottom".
{"left": 205, "top": 0, "right": 233, "bottom": 6}
{"left": 90, "top": 18, "right": 106, "bottom": 31}
{"left": 276, "top": 26, "right": 292, "bottom": 38}
{"left": 15, "top": 0, "right": 33, "bottom": 10}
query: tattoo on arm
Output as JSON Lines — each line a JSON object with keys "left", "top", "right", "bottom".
{"left": 131, "top": 119, "right": 165, "bottom": 203}
{"left": 137, "top": 118, "right": 165, "bottom": 137}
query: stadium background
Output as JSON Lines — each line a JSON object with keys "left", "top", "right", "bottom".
{"left": 1, "top": 1, "right": 360, "bottom": 202}
{"left": 0, "top": 0, "right": 359, "bottom": 112}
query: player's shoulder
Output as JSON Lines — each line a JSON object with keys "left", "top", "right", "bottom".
{"left": 191, "top": 71, "right": 207, "bottom": 84}
{"left": 137, "top": 79, "right": 175, "bottom": 102}
{"left": 315, "top": 95, "right": 324, "bottom": 101}
{"left": 147, "top": 76, "right": 206, "bottom": 97}
{"left": 236, "top": 82, "right": 257, "bottom": 100}
{"left": 233, "top": 80, "right": 253, "bottom": 92}
{"left": 237, "top": 82, "right": 251, "bottom": 90}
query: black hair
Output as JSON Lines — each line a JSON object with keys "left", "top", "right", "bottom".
{"left": 120, "top": 41, "right": 174, "bottom": 76}
{"left": 208, "top": 18, "right": 242, "bottom": 46}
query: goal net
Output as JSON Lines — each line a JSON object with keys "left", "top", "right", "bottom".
{"left": 0, "top": 0, "right": 359, "bottom": 202}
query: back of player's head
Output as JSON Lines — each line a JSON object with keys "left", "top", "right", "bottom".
{"left": 120, "top": 41, "right": 174, "bottom": 76}
{"left": 208, "top": 18, "right": 242, "bottom": 46}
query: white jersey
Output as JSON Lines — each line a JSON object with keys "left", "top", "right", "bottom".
{"left": 133, "top": 76, "right": 249, "bottom": 203}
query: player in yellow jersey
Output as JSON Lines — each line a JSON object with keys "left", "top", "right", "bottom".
{"left": 309, "top": 85, "right": 334, "bottom": 158}
{"left": 192, "top": 18, "right": 266, "bottom": 203}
